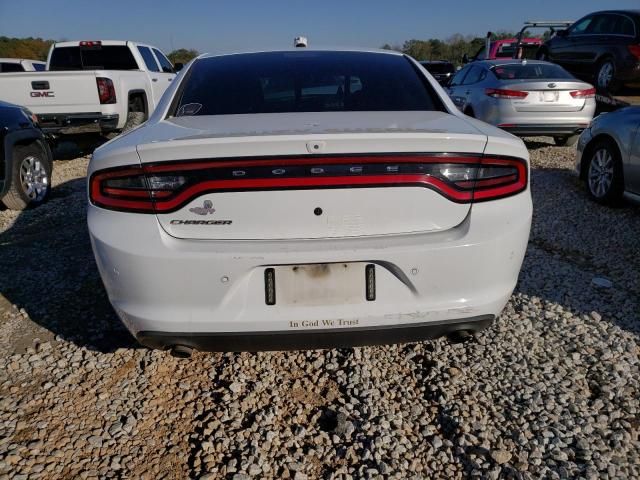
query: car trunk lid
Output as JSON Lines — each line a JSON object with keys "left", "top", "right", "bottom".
{"left": 506, "top": 81, "right": 594, "bottom": 112}
{"left": 135, "top": 112, "right": 488, "bottom": 240}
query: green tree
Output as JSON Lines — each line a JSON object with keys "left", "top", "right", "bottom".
{"left": 0, "top": 37, "right": 54, "bottom": 61}
{"left": 167, "top": 48, "right": 199, "bottom": 65}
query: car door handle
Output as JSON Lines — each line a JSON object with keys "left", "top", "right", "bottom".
{"left": 465, "top": 90, "right": 471, "bottom": 95}
{"left": 168, "top": 78, "right": 172, "bottom": 82}
{"left": 152, "top": 78, "right": 158, "bottom": 82}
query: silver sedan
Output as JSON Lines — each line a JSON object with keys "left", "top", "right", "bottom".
{"left": 447, "top": 60, "right": 596, "bottom": 146}
{"left": 576, "top": 107, "right": 640, "bottom": 205}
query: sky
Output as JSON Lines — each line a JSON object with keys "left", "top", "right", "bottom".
{"left": 1, "top": 0, "right": 638, "bottom": 55}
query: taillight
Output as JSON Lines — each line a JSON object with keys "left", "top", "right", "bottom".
{"left": 628, "top": 45, "right": 640, "bottom": 60}
{"left": 80, "top": 40, "right": 102, "bottom": 48}
{"left": 570, "top": 87, "right": 596, "bottom": 99}
{"left": 485, "top": 88, "right": 529, "bottom": 99}
{"left": 96, "top": 77, "right": 116, "bottom": 104}
{"left": 89, "top": 155, "right": 528, "bottom": 213}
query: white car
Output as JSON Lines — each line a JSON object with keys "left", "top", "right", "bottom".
{"left": 0, "top": 58, "right": 46, "bottom": 72}
{"left": 88, "top": 49, "right": 532, "bottom": 354}
{"left": 0, "top": 41, "right": 178, "bottom": 136}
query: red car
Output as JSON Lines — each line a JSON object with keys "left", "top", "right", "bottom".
{"left": 468, "top": 38, "right": 543, "bottom": 61}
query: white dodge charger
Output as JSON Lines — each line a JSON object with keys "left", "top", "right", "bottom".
{"left": 88, "top": 49, "right": 532, "bottom": 354}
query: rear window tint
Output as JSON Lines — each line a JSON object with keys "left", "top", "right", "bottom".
{"left": 491, "top": 63, "right": 574, "bottom": 80}
{"left": 49, "top": 46, "right": 139, "bottom": 70}
{"left": 0, "top": 62, "right": 24, "bottom": 72}
{"left": 174, "top": 51, "right": 443, "bottom": 116}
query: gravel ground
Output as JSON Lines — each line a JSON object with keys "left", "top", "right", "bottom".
{"left": 0, "top": 137, "right": 638, "bottom": 479}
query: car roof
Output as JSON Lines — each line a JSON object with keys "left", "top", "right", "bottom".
{"left": 590, "top": 10, "right": 640, "bottom": 15}
{"left": 470, "top": 59, "right": 558, "bottom": 68}
{"left": 196, "top": 48, "right": 404, "bottom": 61}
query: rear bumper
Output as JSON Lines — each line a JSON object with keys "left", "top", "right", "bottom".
{"left": 137, "top": 315, "right": 494, "bottom": 351}
{"left": 88, "top": 189, "right": 532, "bottom": 350}
{"left": 499, "top": 124, "right": 588, "bottom": 137}
{"left": 38, "top": 113, "right": 119, "bottom": 135}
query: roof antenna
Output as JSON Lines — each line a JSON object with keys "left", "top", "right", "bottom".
{"left": 294, "top": 36, "right": 308, "bottom": 48}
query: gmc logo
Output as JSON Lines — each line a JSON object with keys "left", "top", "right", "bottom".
{"left": 30, "top": 91, "right": 55, "bottom": 98}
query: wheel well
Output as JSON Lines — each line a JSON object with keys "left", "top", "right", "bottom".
{"left": 13, "top": 138, "right": 50, "bottom": 164}
{"left": 580, "top": 134, "right": 621, "bottom": 179}
{"left": 127, "top": 91, "right": 148, "bottom": 119}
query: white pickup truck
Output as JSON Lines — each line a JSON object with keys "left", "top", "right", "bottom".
{"left": 0, "top": 40, "right": 180, "bottom": 135}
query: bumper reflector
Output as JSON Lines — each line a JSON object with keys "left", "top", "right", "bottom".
{"left": 264, "top": 268, "right": 276, "bottom": 305}
{"left": 366, "top": 264, "right": 376, "bottom": 301}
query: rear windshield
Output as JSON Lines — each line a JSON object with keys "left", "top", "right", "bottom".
{"left": 491, "top": 63, "right": 574, "bottom": 80}
{"left": 174, "top": 51, "right": 443, "bottom": 116}
{"left": 49, "top": 46, "right": 139, "bottom": 71}
{"left": 421, "top": 63, "right": 455, "bottom": 74}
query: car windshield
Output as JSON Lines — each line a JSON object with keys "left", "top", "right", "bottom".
{"left": 174, "top": 51, "right": 443, "bottom": 116}
{"left": 491, "top": 63, "right": 574, "bottom": 80}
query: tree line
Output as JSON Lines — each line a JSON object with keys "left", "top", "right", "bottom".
{"left": 0, "top": 33, "right": 535, "bottom": 67}
{"left": 0, "top": 36, "right": 200, "bottom": 65}
{"left": 383, "top": 31, "right": 534, "bottom": 65}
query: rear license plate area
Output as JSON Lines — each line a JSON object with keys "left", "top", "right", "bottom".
{"left": 541, "top": 91, "right": 559, "bottom": 102}
{"left": 265, "top": 263, "right": 375, "bottom": 306}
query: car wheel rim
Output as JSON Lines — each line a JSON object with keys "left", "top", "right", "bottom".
{"left": 19, "top": 155, "right": 48, "bottom": 201}
{"left": 597, "top": 62, "right": 613, "bottom": 89}
{"left": 588, "top": 148, "right": 614, "bottom": 198}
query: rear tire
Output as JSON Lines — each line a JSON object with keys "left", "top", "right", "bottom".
{"left": 554, "top": 135, "right": 579, "bottom": 147}
{"left": 584, "top": 139, "right": 624, "bottom": 205}
{"left": 595, "top": 58, "right": 619, "bottom": 94}
{"left": 122, "top": 111, "right": 145, "bottom": 133}
{"left": 1, "top": 143, "right": 52, "bottom": 210}
{"left": 122, "top": 95, "right": 146, "bottom": 133}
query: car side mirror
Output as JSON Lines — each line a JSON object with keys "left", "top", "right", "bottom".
{"left": 174, "top": 62, "right": 184, "bottom": 72}
{"left": 556, "top": 29, "right": 568, "bottom": 38}
{"left": 462, "top": 54, "right": 469, "bottom": 64}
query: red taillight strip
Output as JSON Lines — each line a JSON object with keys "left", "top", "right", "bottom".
{"left": 570, "top": 87, "right": 596, "bottom": 98}
{"left": 89, "top": 154, "right": 528, "bottom": 213}
{"left": 153, "top": 174, "right": 474, "bottom": 211}
{"left": 102, "top": 187, "right": 173, "bottom": 198}
{"left": 473, "top": 156, "right": 527, "bottom": 201}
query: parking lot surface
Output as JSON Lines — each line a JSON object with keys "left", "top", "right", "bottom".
{"left": 0, "top": 138, "right": 638, "bottom": 479}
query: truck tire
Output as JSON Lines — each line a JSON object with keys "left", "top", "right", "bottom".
{"left": 122, "top": 111, "right": 145, "bottom": 133}
{"left": 2, "top": 143, "right": 52, "bottom": 210}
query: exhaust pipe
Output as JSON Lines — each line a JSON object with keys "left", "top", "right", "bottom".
{"left": 170, "top": 345, "right": 193, "bottom": 359}
{"left": 447, "top": 330, "right": 474, "bottom": 344}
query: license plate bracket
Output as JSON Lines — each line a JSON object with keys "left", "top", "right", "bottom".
{"left": 265, "top": 263, "right": 373, "bottom": 306}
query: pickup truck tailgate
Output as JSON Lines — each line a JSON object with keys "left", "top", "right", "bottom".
{"left": 0, "top": 71, "right": 100, "bottom": 115}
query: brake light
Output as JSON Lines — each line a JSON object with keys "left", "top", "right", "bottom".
{"left": 485, "top": 88, "right": 528, "bottom": 99}
{"left": 79, "top": 41, "right": 102, "bottom": 48}
{"left": 570, "top": 87, "right": 596, "bottom": 99}
{"left": 89, "top": 155, "right": 528, "bottom": 213}
{"left": 628, "top": 45, "right": 640, "bottom": 60}
{"left": 96, "top": 77, "right": 116, "bottom": 104}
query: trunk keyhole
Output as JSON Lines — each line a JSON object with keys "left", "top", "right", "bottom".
{"left": 314, "top": 207, "right": 323, "bottom": 216}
